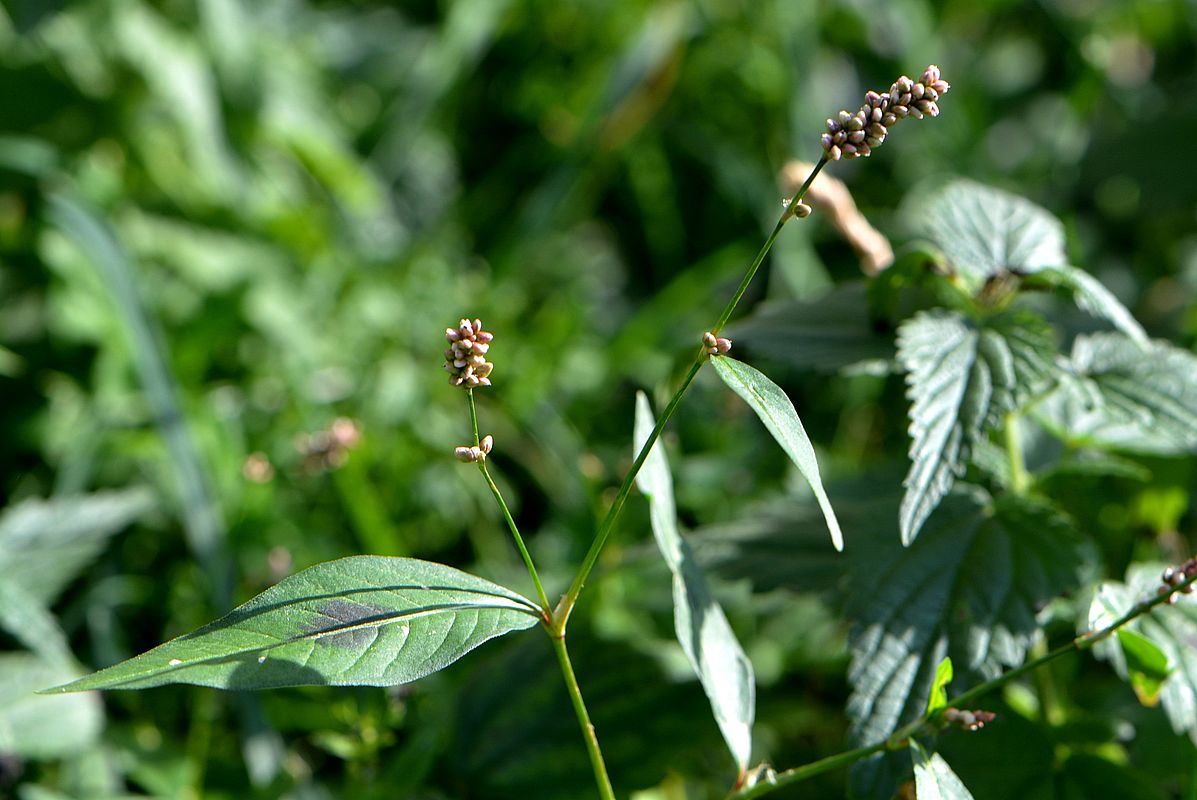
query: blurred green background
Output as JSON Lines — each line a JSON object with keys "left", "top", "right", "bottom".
{"left": 1, "top": 0, "right": 1195, "bottom": 798}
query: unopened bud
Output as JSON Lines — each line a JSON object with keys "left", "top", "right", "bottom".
{"left": 793, "top": 202, "right": 812, "bottom": 218}
{"left": 454, "top": 446, "right": 477, "bottom": 462}
{"left": 480, "top": 434, "right": 493, "bottom": 455}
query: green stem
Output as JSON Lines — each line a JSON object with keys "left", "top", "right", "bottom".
{"left": 551, "top": 634, "right": 616, "bottom": 800}
{"left": 1004, "top": 410, "right": 1030, "bottom": 494}
{"left": 553, "top": 156, "right": 830, "bottom": 634}
{"left": 726, "top": 570, "right": 1197, "bottom": 799}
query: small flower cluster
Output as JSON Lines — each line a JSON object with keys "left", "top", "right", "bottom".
{"left": 941, "top": 707, "right": 996, "bottom": 732}
{"left": 703, "top": 331, "right": 732, "bottom": 356}
{"left": 1159, "top": 557, "right": 1197, "bottom": 604}
{"left": 454, "top": 434, "right": 493, "bottom": 463}
{"left": 821, "top": 65, "right": 950, "bottom": 161}
{"left": 444, "top": 318, "right": 494, "bottom": 388}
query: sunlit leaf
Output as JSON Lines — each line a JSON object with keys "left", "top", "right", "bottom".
{"left": 634, "top": 392, "right": 754, "bottom": 774}
{"left": 0, "top": 654, "right": 103, "bottom": 758}
{"left": 46, "top": 557, "right": 541, "bottom": 692}
{"left": 710, "top": 356, "right": 843, "bottom": 550}
{"left": 926, "top": 657, "right": 954, "bottom": 716}
{"left": 911, "top": 740, "right": 975, "bottom": 800}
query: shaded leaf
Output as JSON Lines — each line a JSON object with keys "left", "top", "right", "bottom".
{"left": 911, "top": 740, "right": 975, "bottom": 800}
{"left": 47, "top": 557, "right": 541, "bottom": 692}
{"left": 897, "top": 310, "right": 1055, "bottom": 544}
{"left": 709, "top": 356, "right": 843, "bottom": 550}
{"left": 1117, "top": 629, "right": 1171, "bottom": 706}
{"left": 0, "top": 654, "right": 103, "bottom": 758}
{"left": 1026, "top": 265, "right": 1146, "bottom": 344}
{"left": 1034, "top": 333, "right": 1197, "bottom": 455}
{"left": 634, "top": 392, "right": 755, "bottom": 773}
{"left": 847, "top": 490, "right": 1089, "bottom": 798}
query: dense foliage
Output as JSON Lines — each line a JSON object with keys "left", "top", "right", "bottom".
{"left": 3, "top": 1, "right": 1197, "bottom": 799}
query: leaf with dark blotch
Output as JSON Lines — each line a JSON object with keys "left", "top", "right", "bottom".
{"left": 710, "top": 356, "right": 843, "bottom": 550}
{"left": 897, "top": 309, "right": 1054, "bottom": 544}
{"left": 634, "top": 392, "right": 754, "bottom": 774}
{"left": 45, "top": 557, "right": 542, "bottom": 692}
{"left": 1034, "top": 332, "right": 1197, "bottom": 455}
{"left": 847, "top": 490, "right": 1089, "bottom": 798}
{"left": 912, "top": 740, "right": 976, "bottom": 800}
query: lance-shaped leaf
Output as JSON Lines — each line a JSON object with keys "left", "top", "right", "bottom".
{"left": 634, "top": 392, "right": 755, "bottom": 774}
{"left": 1089, "top": 565, "right": 1197, "bottom": 744}
{"left": 46, "top": 557, "right": 542, "bottom": 692}
{"left": 847, "top": 490, "right": 1089, "bottom": 798}
{"left": 1034, "top": 332, "right": 1197, "bottom": 455}
{"left": 897, "top": 309, "right": 1054, "bottom": 544}
{"left": 709, "top": 356, "right": 843, "bottom": 551}
{"left": 911, "top": 740, "right": 976, "bottom": 800}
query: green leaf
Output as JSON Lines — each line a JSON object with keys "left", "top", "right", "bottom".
{"left": 709, "top": 356, "right": 843, "bottom": 551}
{"left": 896, "top": 310, "right": 1055, "bottom": 544}
{"left": 0, "top": 580, "right": 73, "bottom": 667}
{"left": 847, "top": 490, "right": 1089, "bottom": 795}
{"left": 634, "top": 392, "right": 755, "bottom": 774}
{"left": 726, "top": 282, "right": 895, "bottom": 373}
{"left": 926, "top": 657, "right": 954, "bottom": 716}
{"left": 1089, "top": 566, "right": 1197, "bottom": 743}
{"left": 0, "top": 654, "right": 103, "bottom": 758}
{"left": 911, "top": 740, "right": 976, "bottom": 800}
{"left": 1025, "top": 265, "right": 1146, "bottom": 343}
{"left": 1116, "top": 629, "right": 1171, "bottom": 706}
{"left": 906, "top": 179, "right": 1066, "bottom": 294}
{"left": 1034, "top": 333, "right": 1197, "bottom": 455}
{"left": 46, "top": 557, "right": 541, "bottom": 692}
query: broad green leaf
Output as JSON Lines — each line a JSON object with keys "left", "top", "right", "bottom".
{"left": 906, "top": 179, "right": 1066, "bottom": 294}
{"left": 46, "top": 557, "right": 541, "bottom": 692}
{"left": 911, "top": 740, "right": 975, "bottom": 800}
{"left": 926, "top": 657, "right": 954, "bottom": 716}
{"left": 1089, "top": 565, "right": 1197, "bottom": 743}
{"left": 726, "top": 282, "right": 895, "bottom": 373}
{"left": 1117, "top": 629, "right": 1171, "bottom": 706}
{"left": 1034, "top": 333, "right": 1197, "bottom": 455}
{"left": 0, "top": 654, "right": 102, "bottom": 758}
{"left": 709, "top": 356, "right": 843, "bottom": 550}
{"left": 0, "top": 489, "right": 154, "bottom": 605}
{"left": 896, "top": 310, "right": 1055, "bottom": 544}
{"left": 1026, "top": 265, "right": 1146, "bottom": 343}
{"left": 634, "top": 392, "right": 755, "bottom": 774}
{"left": 847, "top": 490, "right": 1089, "bottom": 798}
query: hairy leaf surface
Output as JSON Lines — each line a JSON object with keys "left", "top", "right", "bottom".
{"left": 710, "top": 356, "right": 843, "bottom": 550}
{"left": 634, "top": 392, "right": 754, "bottom": 773}
{"left": 47, "top": 557, "right": 541, "bottom": 692}
{"left": 912, "top": 740, "right": 975, "bottom": 800}
{"left": 1035, "top": 332, "right": 1197, "bottom": 455}
{"left": 896, "top": 310, "right": 1054, "bottom": 544}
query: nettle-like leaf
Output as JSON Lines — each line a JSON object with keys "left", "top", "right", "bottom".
{"left": 1089, "top": 565, "right": 1197, "bottom": 744}
{"left": 634, "top": 392, "right": 755, "bottom": 774}
{"left": 47, "top": 557, "right": 541, "bottom": 692}
{"left": 1034, "top": 332, "right": 1197, "bottom": 455}
{"left": 897, "top": 309, "right": 1054, "bottom": 544}
{"left": 709, "top": 356, "right": 843, "bottom": 550}
{"left": 911, "top": 740, "right": 975, "bottom": 800}
{"left": 908, "top": 179, "right": 1142, "bottom": 338}
{"left": 847, "top": 490, "right": 1089, "bottom": 798}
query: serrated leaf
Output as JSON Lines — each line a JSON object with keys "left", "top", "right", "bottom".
{"left": 0, "top": 489, "right": 154, "bottom": 605}
{"left": 911, "top": 740, "right": 976, "bottom": 800}
{"left": 634, "top": 392, "right": 754, "bottom": 774}
{"left": 926, "top": 657, "right": 954, "bottom": 716}
{"left": 709, "top": 356, "right": 843, "bottom": 550}
{"left": 1116, "top": 629, "right": 1171, "bottom": 706}
{"left": 1034, "top": 333, "right": 1197, "bottom": 455}
{"left": 906, "top": 179, "right": 1066, "bottom": 293}
{"left": 0, "top": 654, "right": 103, "bottom": 758}
{"left": 847, "top": 491, "right": 1089, "bottom": 798}
{"left": 1089, "top": 565, "right": 1197, "bottom": 743}
{"left": 46, "top": 557, "right": 541, "bottom": 692}
{"left": 897, "top": 310, "right": 1055, "bottom": 544}
{"left": 726, "top": 282, "right": 895, "bottom": 373}
{"left": 1027, "top": 265, "right": 1146, "bottom": 343}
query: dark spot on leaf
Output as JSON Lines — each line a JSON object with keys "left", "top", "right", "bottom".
{"left": 300, "top": 599, "right": 391, "bottom": 650}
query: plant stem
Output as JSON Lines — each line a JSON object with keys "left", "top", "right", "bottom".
{"left": 1004, "top": 410, "right": 1030, "bottom": 494}
{"left": 553, "top": 156, "right": 830, "bottom": 634}
{"left": 551, "top": 633, "right": 617, "bottom": 800}
{"left": 726, "top": 570, "right": 1196, "bottom": 799}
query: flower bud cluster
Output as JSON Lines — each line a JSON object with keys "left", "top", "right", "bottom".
{"left": 821, "top": 65, "right": 950, "bottom": 161}
{"left": 703, "top": 331, "right": 732, "bottom": 356}
{"left": 444, "top": 318, "right": 494, "bottom": 388}
{"left": 1159, "top": 557, "right": 1197, "bottom": 604}
{"left": 942, "top": 707, "right": 995, "bottom": 732}
{"left": 454, "top": 434, "right": 494, "bottom": 463}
